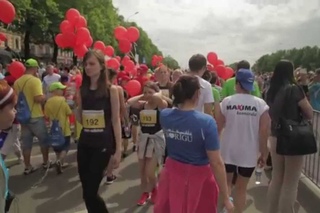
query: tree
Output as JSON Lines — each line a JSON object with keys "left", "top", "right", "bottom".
{"left": 163, "top": 55, "right": 179, "bottom": 70}
{"left": 253, "top": 46, "right": 320, "bottom": 73}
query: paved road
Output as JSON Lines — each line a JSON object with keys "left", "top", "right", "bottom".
{"left": 5, "top": 143, "right": 317, "bottom": 213}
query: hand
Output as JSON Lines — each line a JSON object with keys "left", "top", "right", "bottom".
{"left": 257, "top": 154, "right": 267, "bottom": 168}
{"left": 223, "top": 198, "right": 234, "bottom": 213}
{"left": 113, "top": 150, "right": 121, "bottom": 169}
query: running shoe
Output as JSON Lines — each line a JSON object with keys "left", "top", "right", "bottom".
{"left": 23, "top": 166, "right": 35, "bottom": 175}
{"left": 42, "top": 161, "right": 53, "bottom": 170}
{"left": 137, "top": 192, "right": 150, "bottom": 206}
{"left": 105, "top": 174, "right": 117, "bottom": 185}
{"left": 55, "top": 160, "right": 63, "bottom": 174}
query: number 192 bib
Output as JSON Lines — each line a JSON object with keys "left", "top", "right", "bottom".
{"left": 140, "top": 110, "right": 157, "bottom": 125}
{"left": 82, "top": 110, "right": 106, "bottom": 129}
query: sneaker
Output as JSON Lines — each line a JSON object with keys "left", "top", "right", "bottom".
{"left": 42, "top": 161, "right": 53, "bottom": 170}
{"left": 132, "top": 145, "right": 136, "bottom": 152}
{"left": 137, "top": 192, "right": 150, "bottom": 206}
{"left": 55, "top": 160, "right": 63, "bottom": 174}
{"left": 105, "top": 175, "right": 117, "bottom": 185}
{"left": 23, "top": 166, "right": 35, "bottom": 175}
{"left": 151, "top": 187, "right": 158, "bottom": 204}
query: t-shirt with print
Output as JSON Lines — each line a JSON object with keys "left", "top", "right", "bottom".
{"left": 220, "top": 94, "right": 269, "bottom": 168}
{"left": 44, "top": 96, "right": 72, "bottom": 137}
{"left": 160, "top": 108, "right": 220, "bottom": 166}
{"left": 221, "top": 77, "right": 261, "bottom": 99}
{"left": 195, "top": 75, "right": 214, "bottom": 112}
{"left": 13, "top": 74, "right": 44, "bottom": 118}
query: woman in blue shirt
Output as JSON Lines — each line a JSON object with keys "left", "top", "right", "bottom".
{"left": 155, "top": 75, "right": 233, "bottom": 213}
{"left": 0, "top": 80, "right": 17, "bottom": 213}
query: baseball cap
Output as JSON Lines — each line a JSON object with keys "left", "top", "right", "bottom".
{"left": 236, "top": 69, "right": 255, "bottom": 91}
{"left": 49, "top": 82, "right": 66, "bottom": 92}
{"left": 25, "top": 59, "right": 39, "bottom": 68}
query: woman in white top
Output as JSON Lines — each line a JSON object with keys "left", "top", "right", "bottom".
{"left": 218, "top": 69, "right": 270, "bottom": 213}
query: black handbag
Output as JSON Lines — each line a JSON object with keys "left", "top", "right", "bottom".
{"left": 276, "top": 85, "right": 317, "bottom": 156}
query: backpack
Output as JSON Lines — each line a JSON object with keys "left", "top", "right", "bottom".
{"left": 16, "top": 78, "right": 33, "bottom": 124}
{"left": 48, "top": 101, "right": 65, "bottom": 148}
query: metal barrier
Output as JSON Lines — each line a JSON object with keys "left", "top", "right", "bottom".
{"left": 303, "top": 110, "right": 320, "bottom": 188}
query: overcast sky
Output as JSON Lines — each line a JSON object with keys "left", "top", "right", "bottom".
{"left": 113, "top": 0, "right": 320, "bottom": 67}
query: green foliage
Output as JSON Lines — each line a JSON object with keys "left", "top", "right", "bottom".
{"left": 9, "top": 0, "right": 179, "bottom": 66}
{"left": 163, "top": 55, "right": 180, "bottom": 70}
{"left": 253, "top": 46, "right": 320, "bottom": 73}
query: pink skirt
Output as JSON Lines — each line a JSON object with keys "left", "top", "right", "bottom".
{"left": 154, "top": 157, "right": 219, "bottom": 213}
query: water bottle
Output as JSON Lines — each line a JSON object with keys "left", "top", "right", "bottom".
{"left": 255, "top": 166, "right": 263, "bottom": 185}
{"left": 124, "top": 126, "right": 131, "bottom": 138}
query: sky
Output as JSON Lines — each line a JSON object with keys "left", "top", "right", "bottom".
{"left": 113, "top": 0, "right": 320, "bottom": 68}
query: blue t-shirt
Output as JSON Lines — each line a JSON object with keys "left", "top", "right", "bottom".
{"left": 309, "top": 83, "right": 320, "bottom": 111}
{"left": 160, "top": 108, "right": 220, "bottom": 165}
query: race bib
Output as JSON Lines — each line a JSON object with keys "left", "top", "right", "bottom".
{"left": 82, "top": 110, "right": 105, "bottom": 129}
{"left": 161, "top": 89, "right": 170, "bottom": 98}
{"left": 140, "top": 110, "right": 157, "bottom": 125}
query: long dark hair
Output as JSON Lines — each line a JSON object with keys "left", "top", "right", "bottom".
{"left": 266, "top": 60, "right": 296, "bottom": 103}
{"left": 172, "top": 75, "right": 200, "bottom": 106}
{"left": 81, "top": 50, "right": 110, "bottom": 98}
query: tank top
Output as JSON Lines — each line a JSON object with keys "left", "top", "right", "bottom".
{"left": 79, "top": 89, "right": 115, "bottom": 152}
{"left": 139, "top": 103, "right": 162, "bottom": 134}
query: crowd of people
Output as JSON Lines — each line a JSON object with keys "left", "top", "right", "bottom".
{"left": 0, "top": 50, "right": 317, "bottom": 213}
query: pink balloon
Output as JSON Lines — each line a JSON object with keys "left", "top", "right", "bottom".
{"left": 60, "top": 20, "right": 74, "bottom": 34}
{"left": 207, "top": 52, "right": 218, "bottom": 65}
{"left": 107, "top": 58, "right": 120, "bottom": 70}
{"left": 126, "top": 27, "right": 140, "bottom": 42}
{"left": 118, "top": 39, "right": 132, "bottom": 53}
{"left": 104, "top": 45, "right": 114, "bottom": 57}
{"left": 66, "top": 8, "right": 80, "bottom": 25}
{"left": 75, "top": 27, "right": 90, "bottom": 46}
{"left": 124, "top": 80, "right": 141, "bottom": 97}
{"left": 93, "top": 41, "right": 105, "bottom": 51}
{"left": 114, "top": 26, "right": 127, "bottom": 40}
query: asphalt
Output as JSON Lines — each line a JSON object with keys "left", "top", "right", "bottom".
{"left": 5, "top": 143, "right": 318, "bottom": 213}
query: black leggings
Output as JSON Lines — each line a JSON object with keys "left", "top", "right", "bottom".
{"left": 77, "top": 144, "right": 111, "bottom": 213}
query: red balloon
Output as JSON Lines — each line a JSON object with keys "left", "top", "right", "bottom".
{"left": 121, "top": 55, "right": 130, "bottom": 65}
{"left": 225, "top": 67, "right": 234, "bottom": 79}
{"left": 8, "top": 61, "right": 25, "bottom": 79}
{"left": 215, "top": 65, "right": 226, "bottom": 78}
{"left": 62, "top": 32, "right": 76, "bottom": 48}
{"left": 60, "top": 20, "right": 74, "bottom": 34}
{"left": 66, "top": 8, "right": 80, "bottom": 25}
{"left": 124, "top": 80, "right": 141, "bottom": 97}
{"left": 0, "top": 0, "right": 16, "bottom": 24}
{"left": 74, "top": 45, "right": 88, "bottom": 58}
{"left": 118, "top": 39, "right": 132, "bottom": 53}
{"left": 115, "top": 56, "right": 121, "bottom": 62}
{"left": 114, "top": 26, "right": 127, "bottom": 40}
{"left": 93, "top": 41, "right": 105, "bottom": 51}
{"left": 0, "top": 32, "right": 6, "bottom": 41}
{"left": 207, "top": 64, "right": 215, "bottom": 71}
{"left": 75, "top": 27, "right": 90, "bottom": 46}
{"left": 106, "top": 58, "right": 120, "bottom": 70}
{"left": 75, "top": 16, "right": 87, "bottom": 29}
{"left": 104, "top": 45, "right": 114, "bottom": 57}
{"left": 55, "top": 34, "right": 66, "bottom": 48}
{"left": 215, "top": 59, "right": 224, "bottom": 66}
{"left": 207, "top": 52, "right": 218, "bottom": 65}
{"left": 85, "top": 36, "right": 93, "bottom": 48}
{"left": 126, "top": 27, "right": 140, "bottom": 43}
{"left": 124, "top": 60, "right": 135, "bottom": 70}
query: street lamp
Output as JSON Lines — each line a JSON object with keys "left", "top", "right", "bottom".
{"left": 126, "top": 11, "right": 139, "bottom": 22}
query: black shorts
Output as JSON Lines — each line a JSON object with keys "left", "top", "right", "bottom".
{"left": 225, "top": 164, "right": 255, "bottom": 178}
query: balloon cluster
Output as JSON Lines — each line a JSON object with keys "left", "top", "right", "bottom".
{"left": 55, "top": 8, "right": 91, "bottom": 58}
{"left": 207, "top": 52, "right": 234, "bottom": 80}
{"left": 114, "top": 26, "right": 140, "bottom": 54}
{"left": 0, "top": 0, "right": 16, "bottom": 24}
{"left": 0, "top": 32, "right": 6, "bottom": 45}
{"left": 151, "top": 55, "right": 163, "bottom": 67}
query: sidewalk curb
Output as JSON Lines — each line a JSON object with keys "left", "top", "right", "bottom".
{"left": 298, "top": 174, "right": 320, "bottom": 211}
{"left": 300, "top": 174, "right": 320, "bottom": 198}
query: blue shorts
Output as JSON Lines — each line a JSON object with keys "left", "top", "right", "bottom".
{"left": 53, "top": 136, "right": 71, "bottom": 153}
{"left": 21, "top": 117, "right": 49, "bottom": 150}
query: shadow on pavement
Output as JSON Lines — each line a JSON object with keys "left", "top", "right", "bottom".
{"left": 107, "top": 185, "right": 141, "bottom": 212}
{"left": 118, "top": 160, "right": 140, "bottom": 181}
{"left": 246, "top": 185, "right": 268, "bottom": 212}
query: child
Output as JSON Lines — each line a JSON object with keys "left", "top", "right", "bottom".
{"left": 121, "top": 90, "right": 132, "bottom": 158}
{"left": 44, "top": 82, "right": 72, "bottom": 174}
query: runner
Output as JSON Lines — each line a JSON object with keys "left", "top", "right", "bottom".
{"left": 127, "top": 81, "right": 167, "bottom": 206}
{"left": 76, "top": 50, "right": 121, "bottom": 213}
{"left": 155, "top": 75, "right": 233, "bottom": 213}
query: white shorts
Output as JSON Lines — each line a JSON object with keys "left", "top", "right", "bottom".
{"left": 1, "top": 124, "right": 21, "bottom": 156}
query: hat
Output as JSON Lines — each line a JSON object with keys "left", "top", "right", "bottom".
{"left": 49, "top": 82, "right": 66, "bottom": 92}
{"left": 236, "top": 69, "right": 254, "bottom": 91}
{"left": 25, "top": 59, "right": 39, "bottom": 68}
